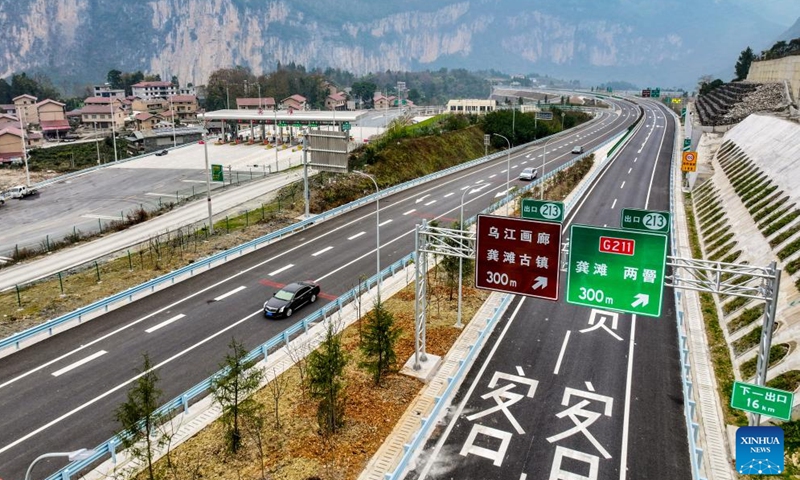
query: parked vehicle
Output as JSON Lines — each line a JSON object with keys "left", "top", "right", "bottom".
{"left": 263, "top": 281, "right": 320, "bottom": 318}
{"left": 571, "top": 145, "right": 584, "bottom": 154}
{"left": 0, "top": 193, "right": 5, "bottom": 205}
{"left": 519, "top": 167, "right": 538, "bottom": 181}
{"left": 6, "top": 185, "right": 38, "bottom": 199}
{"left": 154, "top": 150, "right": 169, "bottom": 156}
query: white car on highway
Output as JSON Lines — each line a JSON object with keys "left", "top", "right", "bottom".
{"left": 519, "top": 167, "right": 538, "bottom": 181}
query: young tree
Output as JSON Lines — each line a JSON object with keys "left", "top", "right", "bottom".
{"left": 734, "top": 47, "right": 756, "bottom": 81}
{"left": 266, "top": 366, "right": 289, "bottom": 429}
{"left": 307, "top": 319, "right": 348, "bottom": 434}
{"left": 211, "top": 338, "right": 264, "bottom": 453}
{"left": 359, "top": 298, "right": 402, "bottom": 386}
{"left": 114, "top": 353, "right": 164, "bottom": 480}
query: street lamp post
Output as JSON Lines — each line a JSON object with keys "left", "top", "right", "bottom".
{"left": 25, "top": 449, "right": 95, "bottom": 480}
{"left": 109, "top": 100, "right": 118, "bottom": 162}
{"left": 19, "top": 108, "right": 30, "bottom": 186}
{"left": 353, "top": 171, "right": 381, "bottom": 299}
{"left": 202, "top": 130, "right": 214, "bottom": 234}
{"left": 169, "top": 96, "right": 177, "bottom": 148}
{"left": 492, "top": 133, "right": 512, "bottom": 216}
{"left": 541, "top": 135, "right": 558, "bottom": 200}
{"left": 457, "top": 183, "right": 482, "bottom": 328}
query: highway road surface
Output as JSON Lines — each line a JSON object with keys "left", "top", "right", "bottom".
{"left": 405, "top": 100, "right": 690, "bottom": 480}
{"left": 0, "top": 100, "right": 638, "bottom": 480}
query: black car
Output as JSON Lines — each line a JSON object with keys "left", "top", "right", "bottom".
{"left": 263, "top": 281, "right": 320, "bottom": 318}
{"left": 154, "top": 150, "right": 169, "bottom": 156}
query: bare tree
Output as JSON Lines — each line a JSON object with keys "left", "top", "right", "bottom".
{"left": 286, "top": 339, "right": 310, "bottom": 398}
{"left": 266, "top": 366, "right": 289, "bottom": 429}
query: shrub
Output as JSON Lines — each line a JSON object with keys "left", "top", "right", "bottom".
{"left": 703, "top": 223, "right": 729, "bottom": 242}
{"left": 700, "top": 212, "right": 725, "bottom": 233}
{"left": 778, "top": 237, "right": 800, "bottom": 260}
{"left": 720, "top": 250, "right": 742, "bottom": 264}
{"left": 767, "top": 370, "right": 800, "bottom": 392}
{"left": 727, "top": 304, "right": 765, "bottom": 334}
{"left": 706, "top": 233, "right": 734, "bottom": 253}
{"left": 786, "top": 257, "right": 800, "bottom": 275}
{"left": 769, "top": 218, "right": 800, "bottom": 246}
{"left": 733, "top": 326, "right": 762, "bottom": 356}
{"left": 708, "top": 242, "right": 736, "bottom": 261}
{"left": 753, "top": 196, "right": 789, "bottom": 222}
{"left": 745, "top": 184, "right": 779, "bottom": 208}
{"left": 748, "top": 190, "right": 782, "bottom": 215}
{"left": 723, "top": 296, "right": 749, "bottom": 316}
{"left": 759, "top": 206, "right": 796, "bottom": 232}
{"left": 740, "top": 344, "right": 789, "bottom": 379}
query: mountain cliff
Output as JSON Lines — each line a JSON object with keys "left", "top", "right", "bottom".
{"left": 0, "top": 0, "right": 792, "bottom": 92}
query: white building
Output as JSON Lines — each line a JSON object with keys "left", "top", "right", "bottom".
{"left": 131, "top": 81, "right": 178, "bottom": 100}
{"left": 446, "top": 99, "right": 497, "bottom": 115}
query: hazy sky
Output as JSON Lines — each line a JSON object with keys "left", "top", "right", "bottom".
{"left": 729, "top": 0, "right": 800, "bottom": 27}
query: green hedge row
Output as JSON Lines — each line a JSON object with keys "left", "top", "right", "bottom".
{"left": 787, "top": 257, "right": 800, "bottom": 275}
{"left": 747, "top": 189, "right": 781, "bottom": 212}
{"left": 728, "top": 304, "right": 765, "bottom": 334}
{"left": 759, "top": 206, "right": 796, "bottom": 232}
{"left": 708, "top": 242, "right": 737, "bottom": 261}
{"left": 769, "top": 219, "right": 800, "bottom": 247}
{"left": 740, "top": 344, "right": 789, "bottom": 379}
{"left": 720, "top": 250, "right": 742, "bottom": 264}
{"left": 753, "top": 196, "right": 789, "bottom": 222}
{"left": 778, "top": 237, "right": 800, "bottom": 260}
{"left": 706, "top": 232, "right": 734, "bottom": 253}
{"left": 731, "top": 169, "right": 763, "bottom": 191}
{"left": 767, "top": 370, "right": 800, "bottom": 392}
{"left": 723, "top": 296, "right": 749, "bottom": 315}
{"left": 696, "top": 192, "right": 720, "bottom": 211}
{"left": 763, "top": 211, "right": 800, "bottom": 238}
{"left": 738, "top": 176, "right": 769, "bottom": 200}
{"left": 704, "top": 224, "right": 731, "bottom": 244}
{"left": 733, "top": 326, "right": 763, "bottom": 356}
{"left": 700, "top": 211, "right": 726, "bottom": 233}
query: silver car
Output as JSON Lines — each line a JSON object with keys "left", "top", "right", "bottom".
{"left": 519, "top": 167, "right": 538, "bottom": 180}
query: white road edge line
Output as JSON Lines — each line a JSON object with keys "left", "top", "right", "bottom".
{"left": 0, "top": 311, "right": 261, "bottom": 455}
{"left": 417, "top": 297, "right": 527, "bottom": 479}
{"left": 553, "top": 330, "right": 571, "bottom": 375}
{"left": 145, "top": 313, "right": 187, "bottom": 333}
{"left": 311, "top": 246, "right": 334, "bottom": 257}
{"left": 620, "top": 315, "right": 637, "bottom": 480}
{"left": 268, "top": 264, "right": 294, "bottom": 276}
{"left": 348, "top": 231, "right": 366, "bottom": 240}
{"left": 51, "top": 350, "right": 108, "bottom": 377}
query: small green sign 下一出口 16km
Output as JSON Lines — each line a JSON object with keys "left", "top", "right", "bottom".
{"left": 211, "top": 164, "right": 224, "bottom": 182}
{"left": 731, "top": 381, "right": 794, "bottom": 421}
{"left": 620, "top": 208, "right": 670, "bottom": 234}
{"left": 521, "top": 199, "right": 564, "bottom": 223}
{"left": 566, "top": 225, "right": 667, "bottom": 317}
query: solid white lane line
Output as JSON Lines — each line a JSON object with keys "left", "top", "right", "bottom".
{"left": 620, "top": 315, "right": 638, "bottom": 480}
{"left": 424, "top": 200, "right": 436, "bottom": 206}
{"left": 52, "top": 351, "right": 107, "bottom": 377}
{"left": 145, "top": 314, "right": 187, "bottom": 333}
{"left": 403, "top": 209, "right": 416, "bottom": 215}
{"left": 347, "top": 231, "right": 366, "bottom": 240}
{"left": 417, "top": 297, "right": 527, "bottom": 479}
{"left": 213, "top": 286, "right": 246, "bottom": 301}
{"left": 620, "top": 181, "right": 626, "bottom": 189}
{"left": 443, "top": 192, "right": 454, "bottom": 198}
{"left": 611, "top": 199, "right": 617, "bottom": 209}
{"left": 379, "top": 219, "right": 393, "bottom": 226}
{"left": 553, "top": 331, "right": 571, "bottom": 375}
{"left": 1, "top": 310, "right": 261, "bottom": 456}
{"left": 311, "top": 246, "right": 334, "bottom": 257}
{"left": 268, "top": 264, "right": 293, "bottom": 276}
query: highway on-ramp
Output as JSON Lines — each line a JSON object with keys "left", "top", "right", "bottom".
{"left": 405, "top": 100, "right": 690, "bottom": 480}
{"left": 0, "top": 101, "right": 638, "bottom": 480}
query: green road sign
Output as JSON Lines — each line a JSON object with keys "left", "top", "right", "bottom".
{"left": 731, "top": 381, "right": 794, "bottom": 421}
{"left": 292, "top": 122, "right": 302, "bottom": 128}
{"left": 277, "top": 121, "right": 288, "bottom": 127}
{"left": 211, "top": 164, "right": 224, "bottom": 182}
{"left": 521, "top": 199, "right": 564, "bottom": 223}
{"left": 310, "top": 122, "right": 319, "bottom": 127}
{"left": 566, "top": 225, "right": 667, "bottom": 317}
{"left": 683, "top": 138, "right": 691, "bottom": 151}
{"left": 342, "top": 122, "right": 351, "bottom": 131}
{"left": 620, "top": 208, "right": 670, "bottom": 234}
{"left": 681, "top": 107, "right": 687, "bottom": 116}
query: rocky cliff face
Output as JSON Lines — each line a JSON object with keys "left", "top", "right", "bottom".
{"left": 0, "top": 0, "right": 789, "bottom": 91}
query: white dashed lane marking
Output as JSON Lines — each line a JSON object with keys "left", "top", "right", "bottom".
{"left": 348, "top": 231, "right": 366, "bottom": 240}
{"left": 312, "top": 246, "right": 334, "bottom": 257}
{"left": 403, "top": 209, "right": 416, "bottom": 215}
{"left": 145, "top": 314, "right": 187, "bottom": 333}
{"left": 268, "top": 264, "right": 293, "bottom": 276}
{"left": 52, "top": 351, "right": 108, "bottom": 377}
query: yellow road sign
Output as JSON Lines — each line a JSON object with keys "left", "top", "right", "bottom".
{"left": 671, "top": 98, "right": 682, "bottom": 104}
{"left": 682, "top": 151, "right": 697, "bottom": 163}
{"left": 681, "top": 163, "right": 697, "bottom": 172}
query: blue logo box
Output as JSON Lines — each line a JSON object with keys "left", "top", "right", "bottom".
{"left": 736, "top": 426, "right": 784, "bottom": 475}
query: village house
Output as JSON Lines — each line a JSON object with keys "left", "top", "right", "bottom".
{"left": 325, "top": 92, "right": 347, "bottom": 111}
{"left": 236, "top": 97, "right": 276, "bottom": 110}
{"left": 13, "top": 94, "right": 39, "bottom": 125}
{"left": 131, "top": 81, "right": 178, "bottom": 100}
{"left": 132, "top": 112, "right": 160, "bottom": 130}
{"left": 37, "top": 99, "right": 71, "bottom": 139}
{"left": 80, "top": 104, "right": 125, "bottom": 130}
{"left": 168, "top": 95, "right": 199, "bottom": 122}
{"left": 280, "top": 94, "right": 306, "bottom": 111}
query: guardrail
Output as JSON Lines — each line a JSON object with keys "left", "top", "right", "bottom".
{"left": 45, "top": 253, "right": 416, "bottom": 480}
{"left": 666, "top": 108, "right": 707, "bottom": 480}
{"left": 0, "top": 122, "right": 592, "bottom": 356}
{"left": 382, "top": 293, "right": 513, "bottom": 480}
